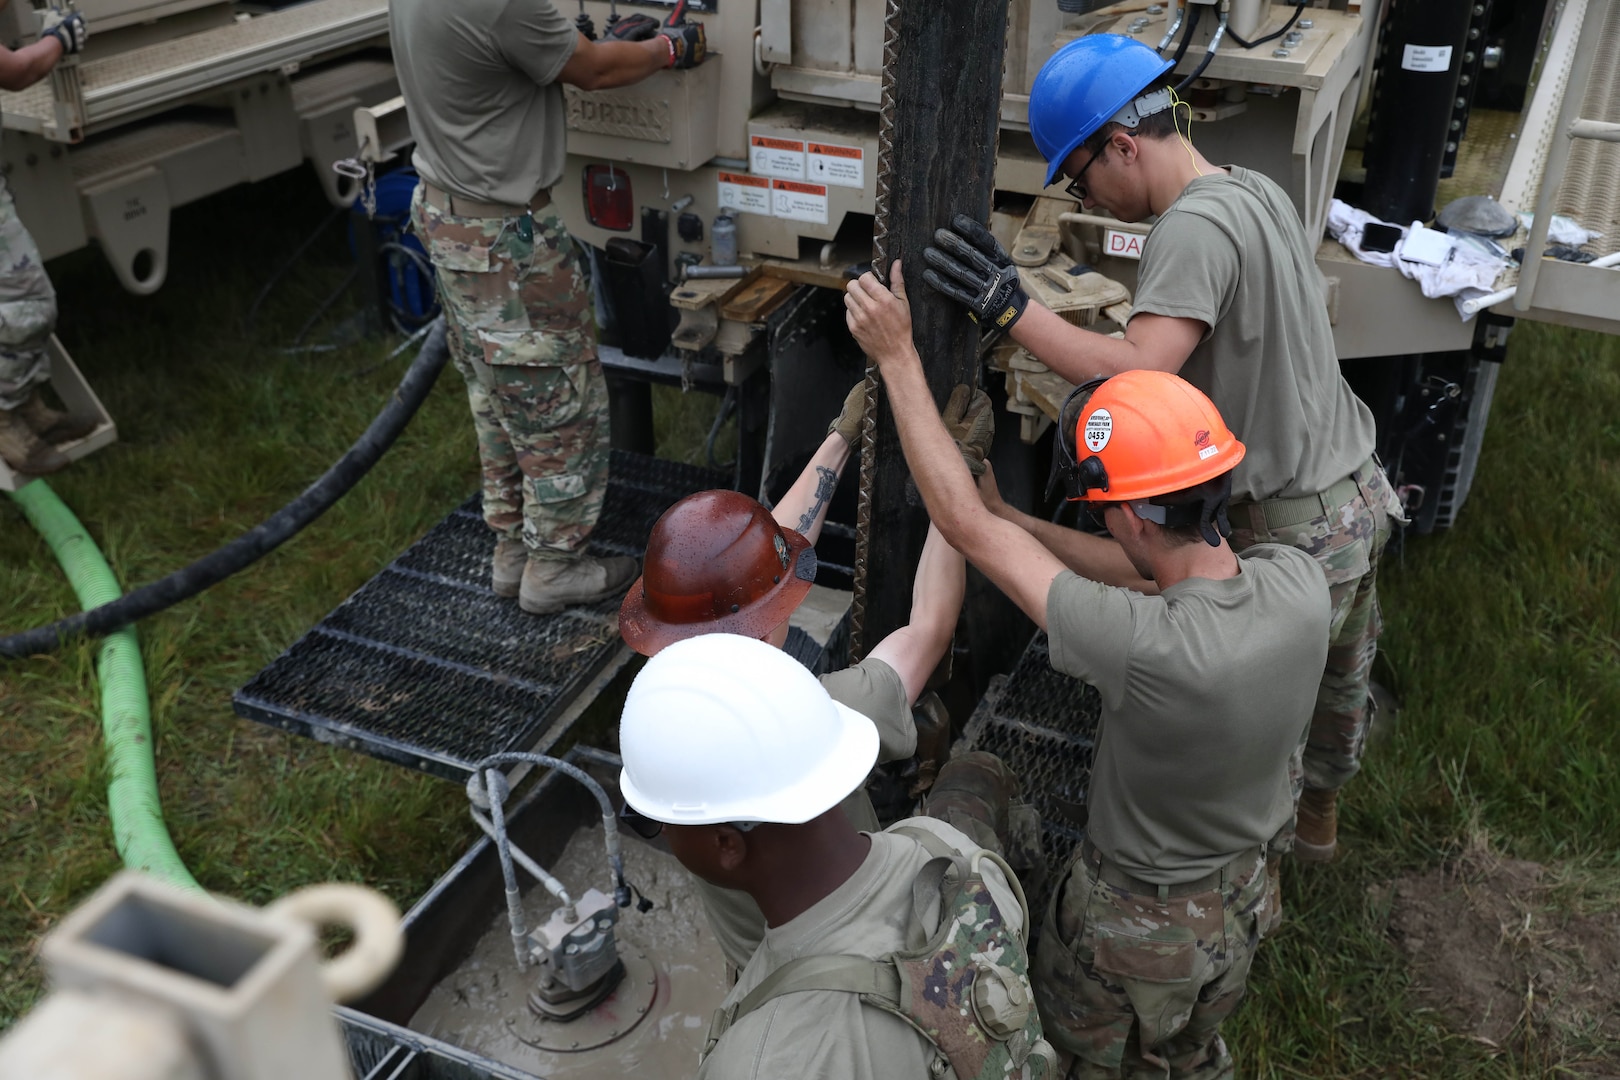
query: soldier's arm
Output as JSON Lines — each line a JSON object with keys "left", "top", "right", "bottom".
{"left": 866, "top": 524, "right": 964, "bottom": 705}
{"left": 0, "top": 39, "right": 64, "bottom": 93}
{"left": 846, "top": 263, "right": 1066, "bottom": 630}
{"left": 556, "top": 33, "right": 669, "bottom": 91}
{"left": 977, "top": 464, "right": 1158, "bottom": 594}
{"left": 1009, "top": 305, "right": 1203, "bottom": 383}
{"left": 769, "top": 431, "right": 852, "bottom": 545}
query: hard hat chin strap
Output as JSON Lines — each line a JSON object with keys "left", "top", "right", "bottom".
{"left": 1109, "top": 86, "right": 1175, "bottom": 129}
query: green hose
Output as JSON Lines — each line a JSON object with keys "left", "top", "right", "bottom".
{"left": 7, "top": 479, "right": 199, "bottom": 891}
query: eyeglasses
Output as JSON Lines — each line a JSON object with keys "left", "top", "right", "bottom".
{"left": 1063, "top": 143, "right": 1108, "bottom": 203}
{"left": 616, "top": 802, "right": 761, "bottom": 840}
{"left": 618, "top": 802, "right": 664, "bottom": 840}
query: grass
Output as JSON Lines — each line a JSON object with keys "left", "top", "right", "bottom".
{"left": 3, "top": 169, "right": 1619, "bottom": 1074}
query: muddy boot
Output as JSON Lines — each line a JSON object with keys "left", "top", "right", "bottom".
{"left": 18, "top": 389, "right": 97, "bottom": 445}
{"left": 0, "top": 406, "right": 69, "bottom": 475}
{"left": 519, "top": 554, "right": 639, "bottom": 615}
{"left": 491, "top": 539, "right": 528, "bottom": 598}
{"left": 1293, "top": 787, "right": 1339, "bottom": 862}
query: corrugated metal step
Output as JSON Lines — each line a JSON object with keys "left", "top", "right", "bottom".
{"left": 957, "top": 631, "right": 1101, "bottom": 906}
{"left": 233, "top": 451, "right": 729, "bottom": 780}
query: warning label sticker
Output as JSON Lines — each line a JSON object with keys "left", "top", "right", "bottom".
{"left": 1084, "top": 408, "right": 1113, "bottom": 452}
{"left": 808, "top": 142, "right": 865, "bottom": 189}
{"left": 772, "top": 179, "right": 829, "bottom": 224}
{"left": 1400, "top": 44, "right": 1453, "bottom": 73}
{"left": 750, "top": 135, "right": 806, "bottom": 180}
{"left": 717, "top": 171, "right": 771, "bottom": 217}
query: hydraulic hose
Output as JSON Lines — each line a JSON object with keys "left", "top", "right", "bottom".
{"left": 1174, "top": 6, "right": 1227, "bottom": 94}
{"left": 0, "top": 318, "right": 450, "bottom": 659}
{"left": 5, "top": 481, "right": 199, "bottom": 891}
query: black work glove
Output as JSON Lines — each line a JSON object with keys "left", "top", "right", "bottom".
{"left": 922, "top": 213, "right": 1030, "bottom": 332}
{"left": 659, "top": 20, "right": 706, "bottom": 68}
{"left": 604, "top": 12, "right": 660, "bottom": 40}
{"left": 42, "top": 9, "right": 88, "bottom": 55}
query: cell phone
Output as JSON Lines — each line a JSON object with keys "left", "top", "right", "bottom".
{"left": 1362, "top": 222, "right": 1402, "bottom": 254}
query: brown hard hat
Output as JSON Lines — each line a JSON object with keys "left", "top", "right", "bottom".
{"left": 620, "top": 489, "right": 818, "bottom": 656}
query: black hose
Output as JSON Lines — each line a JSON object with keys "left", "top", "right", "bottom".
{"left": 1174, "top": 14, "right": 1224, "bottom": 94}
{"left": 1167, "top": 4, "right": 1201, "bottom": 72}
{"left": 0, "top": 319, "right": 451, "bottom": 660}
{"left": 1228, "top": 1, "right": 1306, "bottom": 49}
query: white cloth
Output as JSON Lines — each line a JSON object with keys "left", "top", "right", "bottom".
{"left": 1517, "top": 211, "right": 1604, "bottom": 248}
{"left": 1326, "top": 199, "right": 1505, "bottom": 303}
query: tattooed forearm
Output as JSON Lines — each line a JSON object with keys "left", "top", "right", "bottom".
{"left": 794, "top": 466, "right": 839, "bottom": 535}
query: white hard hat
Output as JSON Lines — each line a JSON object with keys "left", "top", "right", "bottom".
{"left": 618, "top": 633, "right": 880, "bottom": 826}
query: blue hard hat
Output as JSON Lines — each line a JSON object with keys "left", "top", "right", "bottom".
{"left": 1030, "top": 35, "right": 1175, "bottom": 187}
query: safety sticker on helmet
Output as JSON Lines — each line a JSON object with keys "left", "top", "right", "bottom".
{"left": 1084, "top": 409, "right": 1113, "bottom": 452}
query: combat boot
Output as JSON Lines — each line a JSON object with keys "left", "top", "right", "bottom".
{"left": 1293, "top": 787, "right": 1339, "bottom": 862}
{"left": 519, "top": 554, "right": 639, "bottom": 615}
{"left": 0, "top": 406, "right": 69, "bottom": 475}
{"left": 18, "top": 389, "right": 97, "bottom": 445}
{"left": 491, "top": 539, "right": 528, "bottom": 598}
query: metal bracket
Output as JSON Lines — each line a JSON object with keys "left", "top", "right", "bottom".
{"left": 47, "top": 55, "right": 86, "bottom": 144}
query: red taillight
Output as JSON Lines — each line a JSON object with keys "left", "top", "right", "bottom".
{"left": 584, "top": 164, "right": 634, "bottom": 231}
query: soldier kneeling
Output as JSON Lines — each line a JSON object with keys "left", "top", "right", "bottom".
{"left": 616, "top": 633, "right": 1056, "bottom": 1080}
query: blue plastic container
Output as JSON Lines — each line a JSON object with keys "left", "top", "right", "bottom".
{"left": 349, "top": 166, "right": 438, "bottom": 330}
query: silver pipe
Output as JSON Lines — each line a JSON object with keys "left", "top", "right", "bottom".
{"left": 1156, "top": 4, "right": 1185, "bottom": 52}
{"left": 471, "top": 752, "right": 627, "bottom": 900}
{"left": 470, "top": 808, "right": 573, "bottom": 909}
{"left": 684, "top": 264, "right": 749, "bottom": 280}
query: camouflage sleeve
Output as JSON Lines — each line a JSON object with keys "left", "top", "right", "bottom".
{"left": 820, "top": 657, "right": 914, "bottom": 763}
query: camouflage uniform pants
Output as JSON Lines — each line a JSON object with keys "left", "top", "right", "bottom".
{"left": 1034, "top": 846, "right": 1269, "bottom": 1079}
{"left": 1228, "top": 460, "right": 1402, "bottom": 798}
{"left": 0, "top": 176, "right": 58, "bottom": 411}
{"left": 411, "top": 185, "right": 609, "bottom": 560}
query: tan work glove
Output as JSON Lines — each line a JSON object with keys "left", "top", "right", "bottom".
{"left": 828, "top": 379, "right": 868, "bottom": 446}
{"left": 943, "top": 384, "right": 994, "bottom": 476}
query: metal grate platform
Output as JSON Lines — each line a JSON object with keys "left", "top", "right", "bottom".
{"left": 233, "top": 451, "right": 727, "bottom": 780}
{"left": 959, "top": 631, "right": 1101, "bottom": 886}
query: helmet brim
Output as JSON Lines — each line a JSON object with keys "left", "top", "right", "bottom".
{"left": 620, "top": 698, "right": 880, "bottom": 827}
{"left": 618, "top": 531, "right": 818, "bottom": 656}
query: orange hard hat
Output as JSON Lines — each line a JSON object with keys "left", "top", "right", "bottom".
{"left": 1050, "top": 371, "right": 1245, "bottom": 545}
{"left": 619, "top": 489, "right": 817, "bottom": 656}
{"left": 1054, "top": 370, "right": 1245, "bottom": 501}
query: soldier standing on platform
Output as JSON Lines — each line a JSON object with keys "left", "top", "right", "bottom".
{"left": 391, "top": 0, "right": 705, "bottom": 613}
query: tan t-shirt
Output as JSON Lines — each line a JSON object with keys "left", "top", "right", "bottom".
{"left": 1045, "top": 546, "right": 1330, "bottom": 884}
{"left": 698, "top": 818, "right": 1025, "bottom": 1080}
{"left": 1131, "top": 166, "right": 1377, "bottom": 502}
{"left": 389, "top": 0, "right": 578, "bottom": 205}
{"left": 694, "top": 657, "right": 913, "bottom": 969}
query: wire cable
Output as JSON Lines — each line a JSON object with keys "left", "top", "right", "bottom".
{"left": 1227, "top": 0, "right": 1305, "bottom": 49}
